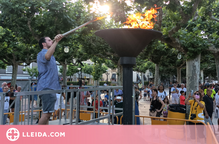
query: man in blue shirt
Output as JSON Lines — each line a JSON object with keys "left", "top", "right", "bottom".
{"left": 37, "top": 34, "right": 63, "bottom": 125}
{"left": 114, "top": 89, "right": 123, "bottom": 96}
{"left": 0, "top": 82, "right": 7, "bottom": 92}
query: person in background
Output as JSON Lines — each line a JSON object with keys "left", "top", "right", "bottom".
{"left": 138, "top": 81, "right": 143, "bottom": 92}
{"left": 8, "top": 86, "right": 15, "bottom": 112}
{"left": 135, "top": 87, "right": 142, "bottom": 106}
{"left": 179, "top": 91, "right": 185, "bottom": 105}
{"left": 177, "top": 83, "right": 187, "bottom": 96}
{"left": 163, "top": 97, "right": 169, "bottom": 119}
{"left": 185, "top": 91, "right": 205, "bottom": 143}
{"left": 92, "top": 94, "right": 103, "bottom": 118}
{"left": 158, "top": 85, "right": 167, "bottom": 101}
{"left": 0, "top": 82, "right": 7, "bottom": 92}
{"left": 216, "top": 94, "right": 219, "bottom": 131}
{"left": 204, "top": 83, "right": 216, "bottom": 99}
{"left": 171, "top": 84, "right": 179, "bottom": 104}
{"left": 169, "top": 82, "right": 173, "bottom": 100}
{"left": 149, "top": 89, "right": 165, "bottom": 117}
{"left": 149, "top": 85, "right": 155, "bottom": 101}
{"left": 203, "top": 88, "right": 214, "bottom": 124}
{"left": 1, "top": 86, "right": 10, "bottom": 124}
{"left": 143, "top": 85, "right": 147, "bottom": 101}
{"left": 114, "top": 88, "right": 123, "bottom": 97}
{"left": 215, "top": 90, "right": 219, "bottom": 118}
{"left": 146, "top": 85, "right": 150, "bottom": 101}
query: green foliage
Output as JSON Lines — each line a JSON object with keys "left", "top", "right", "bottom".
{"left": 99, "top": 81, "right": 111, "bottom": 86}
{"left": 67, "top": 81, "right": 88, "bottom": 85}
{"left": 91, "top": 63, "right": 108, "bottom": 80}
{"left": 22, "top": 67, "right": 39, "bottom": 78}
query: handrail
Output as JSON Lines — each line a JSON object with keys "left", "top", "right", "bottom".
{"left": 207, "top": 122, "right": 218, "bottom": 144}
{"left": 134, "top": 115, "right": 206, "bottom": 125}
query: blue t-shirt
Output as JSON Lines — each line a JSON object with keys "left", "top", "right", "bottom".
{"left": 37, "top": 49, "right": 61, "bottom": 91}
{"left": 114, "top": 89, "right": 123, "bottom": 96}
{"left": 0, "top": 87, "right": 3, "bottom": 92}
{"left": 105, "top": 95, "right": 109, "bottom": 100}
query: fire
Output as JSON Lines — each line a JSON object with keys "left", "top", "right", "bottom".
{"left": 124, "top": 5, "right": 161, "bottom": 29}
{"left": 94, "top": 12, "right": 113, "bottom": 21}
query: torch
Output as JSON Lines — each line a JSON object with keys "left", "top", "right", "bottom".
{"left": 54, "top": 13, "right": 113, "bottom": 41}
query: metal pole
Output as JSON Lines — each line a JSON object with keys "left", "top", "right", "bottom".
{"left": 112, "top": 89, "right": 115, "bottom": 125}
{"left": 64, "top": 88, "right": 67, "bottom": 123}
{"left": 108, "top": 89, "right": 111, "bottom": 125}
{"left": 70, "top": 92, "right": 74, "bottom": 125}
{"left": 132, "top": 86, "right": 135, "bottom": 124}
{"left": 27, "top": 95, "right": 30, "bottom": 125}
{"left": 31, "top": 95, "right": 34, "bottom": 125}
{"left": 0, "top": 93, "right": 5, "bottom": 125}
{"left": 93, "top": 90, "right": 96, "bottom": 120}
{"left": 13, "top": 93, "right": 20, "bottom": 125}
{"left": 59, "top": 92, "right": 62, "bottom": 125}
{"left": 76, "top": 91, "right": 80, "bottom": 124}
{"left": 97, "top": 89, "right": 100, "bottom": 123}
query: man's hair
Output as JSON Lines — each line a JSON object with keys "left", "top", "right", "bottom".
{"left": 39, "top": 37, "right": 48, "bottom": 49}
{"left": 180, "top": 90, "right": 184, "bottom": 94}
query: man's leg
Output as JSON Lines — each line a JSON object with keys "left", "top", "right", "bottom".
{"left": 38, "top": 113, "right": 52, "bottom": 125}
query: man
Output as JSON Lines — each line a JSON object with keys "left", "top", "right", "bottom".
{"left": 114, "top": 89, "right": 123, "bottom": 97}
{"left": 177, "top": 83, "right": 187, "bottom": 96}
{"left": 0, "top": 82, "right": 7, "bottom": 92}
{"left": 169, "top": 82, "right": 173, "bottom": 99}
{"left": 203, "top": 88, "right": 214, "bottom": 124}
{"left": 171, "top": 83, "right": 179, "bottom": 104}
{"left": 138, "top": 82, "right": 143, "bottom": 92}
{"left": 0, "top": 86, "right": 10, "bottom": 124}
{"left": 37, "top": 34, "right": 63, "bottom": 125}
{"left": 204, "top": 83, "right": 216, "bottom": 99}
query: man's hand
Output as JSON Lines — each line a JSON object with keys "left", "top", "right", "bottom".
{"left": 54, "top": 34, "right": 63, "bottom": 42}
{"left": 156, "top": 109, "right": 160, "bottom": 113}
{"left": 205, "top": 114, "right": 209, "bottom": 119}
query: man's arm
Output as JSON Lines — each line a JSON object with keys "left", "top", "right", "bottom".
{"left": 45, "top": 34, "right": 63, "bottom": 60}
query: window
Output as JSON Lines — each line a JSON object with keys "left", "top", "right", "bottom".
{"left": 6, "top": 66, "right": 12, "bottom": 73}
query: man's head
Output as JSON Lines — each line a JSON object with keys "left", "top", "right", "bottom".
{"left": 17, "top": 86, "right": 21, "bottom": 92}
{"left": 1, "top": 82, "right": 7, "bottom": 88}
{"left": 181, "top": 83, "right": 185, "bottom": 88}
{"left": 207, "top": 88, "right": 212, "bottom": 97}
{"left": 39, "top": 37, "right": 53, "bottom": 49}
{"left": 3, "top": 86, "right": 8, "bottom": 92}
{"left": 170, "top": 82, "right": 172, "bottom": 84}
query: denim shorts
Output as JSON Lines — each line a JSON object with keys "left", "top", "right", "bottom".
{"left": 39, "top": 89, "right": 57, "bottom": 114}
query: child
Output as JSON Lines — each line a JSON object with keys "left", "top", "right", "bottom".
{"left": 179, "top": 91, "right": 185, "bottom": 105}
{"left": 163, "top": 97, "right": 169, "bottom": 118}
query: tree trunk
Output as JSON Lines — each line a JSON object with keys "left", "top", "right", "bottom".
{"left": 11, "top": 62, "right": 18, "bottom": 87}
{"left": 200, "top": 70, "right": 204, "bottom": 84}
{"left": 170, "top": 74, "right": 173, "bottom": 83}
{"left": 62, "top": 63, "right": 67, "bottom": 86}
{"left": 117, "top": 59, "right": 123, "bottom": 86}
{"left": 141, "top": 72, "right": 144, "bottom": 86}
{"left": 213, "top": 53, "right": 219, "bottom": 82}
{"left": 186, "top": 54, "right": 201, "bottom": 118}
{"left": 209, "top": 74, "right": 211, "bottom": 83}
{"left": 177, "top": 67, "right": 181, "bottom": 84}
{"left": 154, "top": 64, "right": 159, "bottom": 87}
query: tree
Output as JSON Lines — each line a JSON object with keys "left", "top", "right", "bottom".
{"left": 22, "top": 67, "right": 39, "bottom": 80}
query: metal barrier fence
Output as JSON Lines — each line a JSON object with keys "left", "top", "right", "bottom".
{"left": 0, "top": 86, "right": 123, "bottom": 125}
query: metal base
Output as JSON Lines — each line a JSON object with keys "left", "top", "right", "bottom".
{"left": 120, "top": 57, "right": 136, "bottom": 125}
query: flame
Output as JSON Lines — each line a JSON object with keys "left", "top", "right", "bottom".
{"left": 124, "top": 5, "right": 161, "bottom": 29}
{"left": 94, "top": 12, "right": 113, "bottom": 21}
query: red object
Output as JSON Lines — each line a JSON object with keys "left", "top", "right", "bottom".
{"left": 7, "top": 82, "right": 11, "bottom": 87}
{"left": 180, "top": 95, "right": 185, "bottom": 105}
{"left": 92, "top": 100, "right": 103, "bottom": 111}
